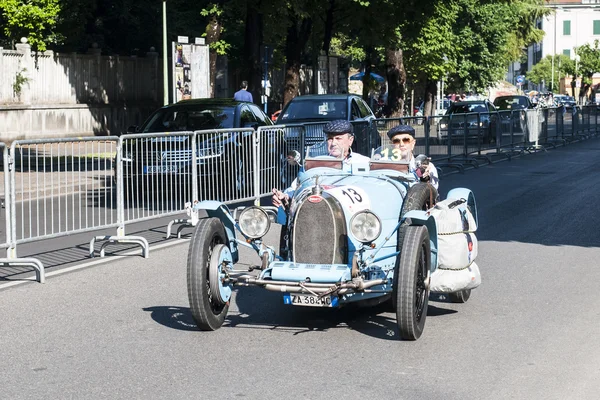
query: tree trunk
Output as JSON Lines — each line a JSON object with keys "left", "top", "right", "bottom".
{"left": 243, "top": 4, "right": 262, "bottom": 104}
{"left": 423, "top": 78, "right": 437, "bottom": 118}
{"left": 283, "top": 18, "right": 312, "bottom": 107}
{"left": 362, "top": 47, "right": 374, "bottom": 104}
{"left": 322, "top": 0, "right": 335, "bottom": 55}
{"left": 385, "top": 48, "right": 406, "bottom": 118}
{"left": 205, "top": 15, "right": 222, "bottom": 98}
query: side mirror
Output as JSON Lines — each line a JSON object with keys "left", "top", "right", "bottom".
{"left": 126, "top": 125, "right": 139, "bottom": 133}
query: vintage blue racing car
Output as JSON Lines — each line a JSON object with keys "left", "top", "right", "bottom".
{"left": 185, "top": 143, "right": 479, "bottom": 340}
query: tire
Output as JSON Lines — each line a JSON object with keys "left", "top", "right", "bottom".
{"left": 449, "top": 289, "right": 471, "bottom": 303}
{"left": 187, "top": 217, "right": 230, "bottom": 331}
{"left": 389, "top": 182, "right": 437, "bottom": 312}
{"left": 398, "top": 183, "right": 438, "bottom": 246}
{"left": 394, "top": 225, "right": 430, "bottom": 340}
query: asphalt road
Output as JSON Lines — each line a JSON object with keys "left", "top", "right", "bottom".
{"left": 2, "top": 137, "right": 600, "bottom": 399}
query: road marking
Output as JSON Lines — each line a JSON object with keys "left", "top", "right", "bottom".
{"left": 0, "top": 239, "right": 189, "bottom": 290}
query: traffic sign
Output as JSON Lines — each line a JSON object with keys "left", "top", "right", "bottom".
{"left": 516, "top": 75, "right": 525, "bottom": 84}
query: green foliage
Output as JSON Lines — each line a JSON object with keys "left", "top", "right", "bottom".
{"left": 0, "top": 0, "right": 61, "bottom": 51}
{"left": 12, "top": 68, "right": 29, "bottom": 97}
{"left": 527, "top": 54, "right": 573, "bottom": 87}
{"left": 575, "top": 41, "right": 600, "bottom": 85}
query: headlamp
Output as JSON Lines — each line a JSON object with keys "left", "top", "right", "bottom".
{"left": 350, "top": 211, "right": 382, "bottom": 243}
{"left": 238, "top": 206, "right": 270, "bottom": 239}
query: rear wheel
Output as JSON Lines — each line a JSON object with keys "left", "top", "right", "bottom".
{"left": 394, "top": 225, "right": 430, "bottom": 340}
{"left": 187, "top": 217, "right": 231, "bottom": 331}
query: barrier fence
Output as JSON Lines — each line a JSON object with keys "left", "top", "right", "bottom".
{"left": 1, "top": 105, "right": 599, "bottom": 283}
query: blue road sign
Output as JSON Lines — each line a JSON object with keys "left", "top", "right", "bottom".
{"left": 516, "top": 75, "right": 525, "bottom": 84}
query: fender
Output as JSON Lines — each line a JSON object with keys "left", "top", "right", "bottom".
{"left": 446, "top": 188, "right": 478, "bottom": 226}
{"left": 192, "top": 200, "right": 239, "bottom": 263}
{"left": 403, "top": 210, "right": 438, "bottom": 272}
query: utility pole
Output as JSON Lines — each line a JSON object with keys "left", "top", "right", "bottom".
{"left": 162, "top": 0, "right": 168, "bottom": 105}
{"left": 551, "top": 0, "right": 557, "bottom": 93}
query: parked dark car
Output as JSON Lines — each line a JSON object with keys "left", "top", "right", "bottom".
{"left": 438, "top": 100, "right": 498, "bottom": 144}
{"left": 553, "top": 95, "right": 577, "bottom": 109}
{"left": 119, "top": 99, "right": 278, "bottom": 201}
{"left": 493, "top": 95, "right": 534, "bottom": 133}
{"left": 275, "top": 94, "right": 380, "bottom": 153}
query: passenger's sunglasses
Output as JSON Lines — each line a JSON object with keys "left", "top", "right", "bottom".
{"left": 392, "top": 137, "right": 413, "bottom": 144}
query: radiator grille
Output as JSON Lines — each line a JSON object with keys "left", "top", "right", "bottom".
{"left": 292, "top": 196, "right": 347, "bottom": 264}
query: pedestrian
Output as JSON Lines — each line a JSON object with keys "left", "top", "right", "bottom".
{"left": 233, "top": 81, "right": 253, "bottom": 102}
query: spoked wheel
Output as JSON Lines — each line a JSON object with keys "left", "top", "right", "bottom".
{"left": 390, "top": 183, "right": 437, "bottom": 312}
{"left": 449, "top": 289, "right": 471, "bottom": 303}
{"left": 187, "top": 218, "right": 232, "bottom": 331}
{"left": 394, "top": 225, "right": 431, "bottom": 341}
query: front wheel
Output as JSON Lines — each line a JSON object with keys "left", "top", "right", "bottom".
{"left": 187, "top": 217, "right": 231, "bottom": 331}
{"left": 394, "top": 225, "right": 431, "bottom": 340}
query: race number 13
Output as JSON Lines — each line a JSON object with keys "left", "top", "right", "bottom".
{"left": 341, "top": 188, "right": 362, "bottom": 203}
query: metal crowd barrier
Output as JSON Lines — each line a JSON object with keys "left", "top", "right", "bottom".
{"left": 3, "top": 107, "right": 599, "bottom": 283}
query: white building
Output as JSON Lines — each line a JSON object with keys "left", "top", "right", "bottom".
{"left": 512, "top": 0, "right": 600, "bottom": 92}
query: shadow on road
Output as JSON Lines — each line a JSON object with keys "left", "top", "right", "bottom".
{"left": 144, "top": 286, "right": 458, "bottom": 341}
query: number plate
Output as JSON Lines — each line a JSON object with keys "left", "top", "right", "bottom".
{"left": 143, "top": 165, "right": 178, "bottom": 174}
{"left": 283, "top": 293, "right": 338, "bottom": 307}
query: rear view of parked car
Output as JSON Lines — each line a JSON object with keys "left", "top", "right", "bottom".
{"left": 493, "top": 95, "right": 533, "bottom": 134}
{"left": 438, "top": 100, "right": 498, "bottom": 144}
{"left": 275, "top": 94, "right": 380, "bottom": 154}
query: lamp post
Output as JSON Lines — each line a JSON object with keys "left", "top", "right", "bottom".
{"left": 551, "top": 2, "right": 557, "bottom": 92}
{"left": 162, "top": 0, "right": 168, "bottom": 105}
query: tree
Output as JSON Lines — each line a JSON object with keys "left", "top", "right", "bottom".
{"left": 526, "top": 54, "right": 573, "bottom": 91}
{"left": 0, "top": 0, "right": 61, "bottom": 51}
{"left": 574, "top": 41, "right": 600, "bottom": 102}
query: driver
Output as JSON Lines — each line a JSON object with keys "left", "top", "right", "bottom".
{"left": 272, "top": 120, "right": 369, "bottom": 207}
{"left": 387, "top": 124, "right": 439, "bottom": 190}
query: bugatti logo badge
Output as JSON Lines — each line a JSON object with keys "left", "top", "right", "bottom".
{"left": 307, "top": 195, "right": 323, "bottom": 203}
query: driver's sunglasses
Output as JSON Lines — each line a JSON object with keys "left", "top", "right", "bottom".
{"left": 392, "top": 137, "right": 413, "bottom": 144}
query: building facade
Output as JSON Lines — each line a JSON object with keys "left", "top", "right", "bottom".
{"left": 522, "top": 0, "right": 600, "bottom": 95}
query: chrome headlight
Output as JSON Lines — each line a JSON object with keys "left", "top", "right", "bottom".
{"left": 350, "top": 211, "right": 382, "bottom": 243}
{"left": 238, "top": 206, "right": 270, "bottom": 239}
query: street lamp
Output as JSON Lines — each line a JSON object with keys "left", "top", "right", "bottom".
{"left": 162, "top": 0, "right": 168, "bottom": 105}
{"left": 551, "top": 2, "right": 557, "bottom": 92}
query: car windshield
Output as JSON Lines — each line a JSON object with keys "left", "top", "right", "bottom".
{"left": 279, "top": 100, "right": 347, "bottom": 121}
{"left": 141, "top": 105, "right": 235, "bottom": 132}
{"left": 448, "top": 103, "right": 488, "bottom": 114}
{"left": 494, "top": 97, "right": 529, "bottom": 110}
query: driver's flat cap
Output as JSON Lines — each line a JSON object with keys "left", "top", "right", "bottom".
{"left": 387, "top": 124, "right": 415, "bottom": 139}
{"left": 323, "top": 120, "right": 354, "bottom": 136}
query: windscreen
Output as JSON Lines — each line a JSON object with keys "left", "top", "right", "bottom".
{"left": 141, "top": 106, "right": 235, "bottom": 132}
{"left": 279, "top": 100, "right": 348, "bottom": 121}
{"left": 449, "top": 103, "right": 488, "bottom": 114}
{"left": 494, "top": 97, "right": 529, "bottom": 110}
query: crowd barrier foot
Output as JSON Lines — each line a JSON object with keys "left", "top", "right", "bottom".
{"left": 89, "top": 235, "right": 149, "bottom": 259}
{"left": 0, "top": 257, "right": 45, "bottom": 283}
{"left": 166, "top": 218, "right": 196, "bottom": 239}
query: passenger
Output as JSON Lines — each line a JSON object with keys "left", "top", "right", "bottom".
{"left": 387, "top": 124, "right": 439, "bottom": 190}
{"left": 272, "top": 120, "right": 369, "bottom": 207}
